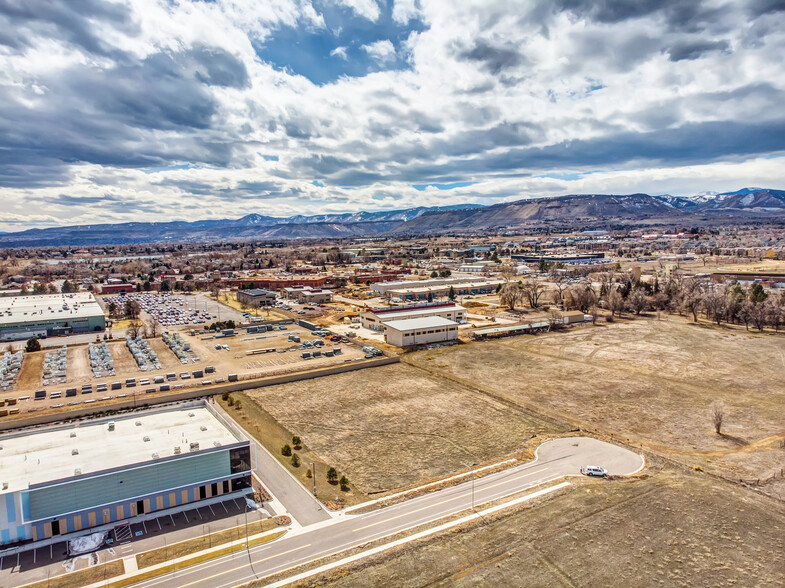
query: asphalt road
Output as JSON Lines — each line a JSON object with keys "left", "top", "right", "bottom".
{"left": 130, "top": 437, "right": 643, "bottom": 588}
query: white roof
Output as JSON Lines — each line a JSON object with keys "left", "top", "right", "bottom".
{"left": 367, "top": 304, "right": 465, "bottom": 322}
{"left": 0, "top": 406, "right": 241, "bottom": 493}
{"left": 0, "top": 293, "right": 103, "bottom": 327}
{"left": 382, "top": 316, "right": 458, "bottom": 332}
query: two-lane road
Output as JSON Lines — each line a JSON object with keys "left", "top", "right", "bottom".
{"left": 131, "top": 437, "right": 643, "bottom": 588}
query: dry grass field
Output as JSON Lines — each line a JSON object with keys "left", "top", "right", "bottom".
{"left": 294, "top": 464, "right": 785, "bottom": 588}
{"left": 405, "top": 317, "right": 785, "bottom": 496}
{"left": 243, "top": 363, "right": 566, "bottom": 494}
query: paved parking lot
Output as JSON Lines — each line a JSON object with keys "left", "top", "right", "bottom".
{"left": 0, "top": 495, "right": 275, "bottom": 586}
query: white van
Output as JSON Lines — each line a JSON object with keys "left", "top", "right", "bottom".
{"left": 581, "top": 465, "right": 608, "bottom": 477}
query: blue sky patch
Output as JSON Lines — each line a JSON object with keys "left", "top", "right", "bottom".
{"left": 253, "top": 2, "right": 427, "bottom": 84}
{"left": 412, "top": 181, "right": 477, "bottom": 191}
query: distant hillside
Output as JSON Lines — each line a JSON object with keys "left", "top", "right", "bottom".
{"left": 0, "top": 189, "right": 783, "bottom": 247}
{"left": 392, "top": 193, "right": 682, "bottom": 234}
{"left": 0, "top": 204, "right": 483, "bottom": 247}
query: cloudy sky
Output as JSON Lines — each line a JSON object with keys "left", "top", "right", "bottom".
{"left": 1, "top": 0, "right": 784, "bottom": 231}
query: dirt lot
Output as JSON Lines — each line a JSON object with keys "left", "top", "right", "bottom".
{"left": 294, "top": 465, "right": 785, "bottom": 588}
{"left": 243, "top": 363, "right": 565, "bottom": 494}
{"left": 1, "top": 324, "right": 366, "bottom": 414}
{"left": 405, "top": 316, "right": 785, "bottom": 496}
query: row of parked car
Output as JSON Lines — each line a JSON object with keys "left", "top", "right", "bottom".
{"left": 26, "top": 365, "right": 241, "bottom": 402}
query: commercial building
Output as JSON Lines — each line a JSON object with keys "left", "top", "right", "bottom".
{"left": 0, "top": 293, "right": 106, "bottom": 342}
{"left": 98, "top": 283, "right": 136, "bottom": 294}
{"left": 236, "top": 288, "right": 277, "bottom": 308}
{"left": 385, "top": 280, "right": 503, "bottom": 301}
{"left": 371, "top": 276, "right": 487, "bottom": 295}
{"left": 282, "top": 286, "right": 333, "bottom": 304}
{"left": 0, "top": 402, "right": 252, "bottom": 546}
{"left": 511, "top": 253, "right": 605, "bottom": 264}
{"left": 361, "top": 302, "right": 466, "bottom": 332}
{"left": 383, "top": 316, "right": 459, "bottom": 347}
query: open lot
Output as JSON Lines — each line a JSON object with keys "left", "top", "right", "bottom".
{"left": 243, "top": 363, "right": 565, "bottom": 494}
{"left": 295, "top": 464, "right": 785, "bottom": 588}
{"left": 405, "top": 317, "right": 785, "bottom": 497}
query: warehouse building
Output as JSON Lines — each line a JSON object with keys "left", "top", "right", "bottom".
{"left": 0, "top": 401, "right": 253, "bottom": 546}
{"left": 385, "top": 280, "right": 503, "bottom": 301}
{"left": 236, "top": 288, "right": 277, "bottom": 308}
{"left": 0, "top": 293, "right": 105, "bottom": 342}
{"left": 371, "top": 276, "right": 486, "bottom": 295}
{"left": 282, "top": 286, "right": 333, "bottom": 304}
{"left": 361, "top": 302, "right": 466, "bottom": 332}
{"left": 383, "top": 316, "right": 459, "bottom": 347}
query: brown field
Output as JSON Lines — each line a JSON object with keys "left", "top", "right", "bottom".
{"left": 405, "top": 316, "right": 785, "bottom": 496}
{"left": 243, "top": 363, "right": 565, "bottom": 494}
{"left": 293, "top": 465, "right": 785, "bottom": 588}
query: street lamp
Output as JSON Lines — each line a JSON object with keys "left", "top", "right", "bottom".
{"left": 311, "top": 462, "right": 317, "bottom": 496}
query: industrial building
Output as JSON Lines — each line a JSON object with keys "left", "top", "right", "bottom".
{"left": 511, "top": 253, "right": 605, "bottom": 264}
{"left": 371, "top": 276, "right": 487, "bottom": 295}
{"left": 361, "top": 302, "right": 466, "bottom": 332}
{"left": 0, "top": 401, "right": 253, "bottom": 546}
{"left": 0, "top": 293, "right": 106, "bottom": 342}
{"left": 236, "top": 288, "right": 277, "bottom": 307}
{"left": 384, "top": 280, "right": 503, "bottom": 301}
{"left": 383, "top": 316, "right": 459, "bottom": 347}
{"left": 282, "top": 286, "right": 333, "bottom": 304}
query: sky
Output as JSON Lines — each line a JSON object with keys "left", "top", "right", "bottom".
{"left": 1, "top": 0, "right": 785, "bottom": 231}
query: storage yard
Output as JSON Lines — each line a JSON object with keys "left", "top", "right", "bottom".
{"left": 1, "top": 321, "right": 367, "bottom": 414}
{"left": 103, "top": 293, "right": 220, "bottom": 327}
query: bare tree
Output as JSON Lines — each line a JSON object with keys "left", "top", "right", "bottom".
{"left": 520, "top": 278, "right": 546, "bottom": 308}
{"left": 701, "top": 287, "right": 727, "bottom": 325}
{"left": 628, "top": 288, "right": 649, "bottom": 315}
{"left": 680, "top": 277, "right": 704, "bottom": 322}
{"left": 499, "top": 282, "right": 524, "bottom": 310}
{"left": 548, "top": 309, "right": 564, "bottom": 330}
{"left": 606, "top": 287, "right": 625, "bottom": 318}
{"left": 711, "top": 402, "right": 725, "bottom": 435}
{"left": 129, "top": 320, "right": 144, "bottom": 339}
{"left": 548, "top": 268, "right": 569, "bottom": 307}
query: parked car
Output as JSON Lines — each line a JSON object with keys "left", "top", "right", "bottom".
{"left": 581, "top": 465, "right": 608, "bottom": 477}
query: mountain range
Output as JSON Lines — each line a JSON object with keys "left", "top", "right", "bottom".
{"left": 0, "top": 189, "right": 783, "bottom": 247}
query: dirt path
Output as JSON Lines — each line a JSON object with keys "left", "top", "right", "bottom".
{"left": 15, "top": 351, "right": 43, "bottom": 390}
{"left": 68, "top": 346, "right": 92, "bottom": 382}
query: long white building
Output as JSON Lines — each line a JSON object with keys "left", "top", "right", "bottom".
{"left": 360, "top": 302, "right": 466, "bottom": 332}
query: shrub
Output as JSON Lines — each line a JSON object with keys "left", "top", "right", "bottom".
{"left": 281, "top": 444, "right": 292, "bottom": 457}
{"left": 227, "top": 396, "right": 234, "bottom": 406}
{"left": 234, "top": 400, "right": 242, "bottom": 410}
{"left": 292, "top": 436, "right": 302, "bottom": 449}
{"left": 290, "top": 454, "right": 300, "bottom": 467}
{"left": 221, "top": 391, "right": 230, "bottom": 402}
{"left": 305, "top": 469, "right": 312, "bottom": 479}
{"left": 25, "top": 337, "right": 41, "bottom": 352}
{"left": 339, "top": 475, "right": 349, "bottom": 491}
{"left": 326, "top": 467, "right": 338, "bottom": 484}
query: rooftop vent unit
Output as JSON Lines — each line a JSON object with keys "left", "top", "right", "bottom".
{"left": 70, "top": 432, "right": 76, "bottom": 438}
{"left": 107, "top": 421, "right": 116, "bottom": 431}
{"left": 74, "top": 468, "right": 81, "bottom": 476}
{"left": 188, "top": 412, "right": 195, "bottom": 417}
{"left": 2, "top": 482, "right": 7, "bottom": 490}
{"left": 189, "top": 442, "right": 200, "bottom": 452}
{"left": 151, "top": 452, "right": 159, "bottom": 459}
{"left": 213, "top": 441, "right": 222, "bottom": 447}
{"left": 135, "top": 421, "right": 142, "bottom": 426}
{"left": 71, "top": 449, "right": 79, "bottom": 455}
{"left": 143, "top": 435, "right": 150, "bottom": 442}
{"left": 173, "top": 446, "right": 181, "bottom": 455}
{"left": 200, "top": 426, "right": 207, "bottom": 432}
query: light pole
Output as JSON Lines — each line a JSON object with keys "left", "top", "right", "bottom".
{"left": 311, "top": 462, "right": 317, "bottom": 496}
